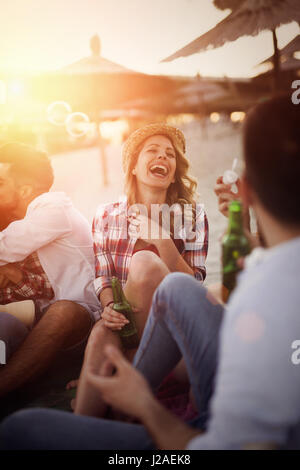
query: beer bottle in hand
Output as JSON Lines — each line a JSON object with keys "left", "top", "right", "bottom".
{"left": 222, "top": 200, "right": 250, "bottom": 303}
{"left": 111, "top": 277, "right": 139, "bottom": 349}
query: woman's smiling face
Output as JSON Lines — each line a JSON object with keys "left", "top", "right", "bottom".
{"left": 133, "top": 134, "right": 177, "bottom": 190}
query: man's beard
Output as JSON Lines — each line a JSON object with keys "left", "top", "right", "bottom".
{"left": 0, "top": 196, "right": 20, "bottom": 231}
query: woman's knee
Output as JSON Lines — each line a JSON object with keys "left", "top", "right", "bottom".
{"left": 128, "top": 251, "right": 168, "bottom": 288}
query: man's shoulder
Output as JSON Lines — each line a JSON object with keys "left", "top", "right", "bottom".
{"left": 27, "top": 192, "right": 71, "bottom": 212}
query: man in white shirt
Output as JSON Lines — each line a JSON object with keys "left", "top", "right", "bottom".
{"left": 0, "top": 142, "right": 100, "bottom": 398}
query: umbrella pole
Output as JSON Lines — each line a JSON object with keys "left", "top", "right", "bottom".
{"left": 272, "top": 29, "right": 280, "bottom": 92}
{"left": 97, "top": 121, "right": 108, "bottom": 187}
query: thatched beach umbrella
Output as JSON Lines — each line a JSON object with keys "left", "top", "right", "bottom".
{"left": 120, "top": 76, "right": 260, "bottom": 115}
{"left": 258, "top": 33, "right": 300, "bottom": 67}
{"left": 276, "top": 56, "right": 300, "bottom": 72}
{"left": 51, "top": 35, "right": 177, "bottom": 112}
{"left": 257, "top": 56, "right": 300, "bottom": 81}
{"left": 56, "top": 34, "right": 140, "bottom": 187}
{"left": 162, "top": 0, "right": 300, "bottom": 89}
{"left": 32, "top": 35, "right": 179, "bottom": 185}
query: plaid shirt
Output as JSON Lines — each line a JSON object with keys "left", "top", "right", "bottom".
{"left": 0, "top": 251, "right": 54, "bottom": 305}
{"left": 93, "top": 199, "right": 208, "bottom": 307}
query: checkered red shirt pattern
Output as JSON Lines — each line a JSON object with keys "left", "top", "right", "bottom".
{"left": 0, "top": 251, "right": 54, "bottom": 305}
{"left": 92, "top": 200, "right": 209, "bottom": 301}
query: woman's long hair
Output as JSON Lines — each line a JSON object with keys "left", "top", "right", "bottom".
{"left": 124, "top": 135, "right": 198, "bottom": 234}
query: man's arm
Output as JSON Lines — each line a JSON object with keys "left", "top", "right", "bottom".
{"left": 137, "top": 394, "right": 201, "bottom": 450}
{"left": 0, "top": 204, "right": 71, "bottom": 265}
{"left": 0, "top": 264, "right": 23, "bottom": 288}
{"left": 87, "top": 345, "right": 201, "bottom": 450}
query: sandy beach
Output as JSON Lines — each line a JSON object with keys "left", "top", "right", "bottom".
{"left": 51, "top": 119, "right": 243, "bottom": 285}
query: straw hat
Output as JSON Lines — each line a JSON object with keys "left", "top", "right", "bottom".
{"left": 122, "top": 123, "right": 186, "bottom": 172}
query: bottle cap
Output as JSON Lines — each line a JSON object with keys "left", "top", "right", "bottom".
{"left": 223, "top": 169, "right": 238, "bottom": 185}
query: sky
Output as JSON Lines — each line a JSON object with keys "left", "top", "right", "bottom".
{"left": 0, "top": 0, "right": 299, "bottom": 78}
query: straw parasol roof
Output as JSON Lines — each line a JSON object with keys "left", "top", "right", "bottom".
{"left": 279, "top": 56, "right": 300, "bottom": 71}
{"left": 61, "top": 35, "right": 138, "bottom": 75}
{"left": 259, "top": 56, "right": 300, "bottom": 72}
{"left": 213, "top": 0, "right": 242, "bottom": 12}
{"left": 120, "top": 76, "right": 264, "bottom": 115}
{"left": 162, "top": 0, "right": 300, "bottom": 90}
{"left": 177, "top": 79, "right": 227, "bottom": 104}
{"left": 31, "top": 35, "right": 184, "bottom": 186}
{"left": 32, "top": 35, "right": 180, "bottom": 115}
{"left": 279, "top": 33, "right": 300, "bottom": 57}
{"left": 259, "top": 34, "right": 300, "bottom": 66}
{"left": 162, "top": 0, "right": 300, "bottom": 62}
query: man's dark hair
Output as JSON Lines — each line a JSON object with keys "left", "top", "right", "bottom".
{"left": 244, "top": 95, "right": 300, "bottom": 225}
{"left": 0, "top": 142, "right": 54, "bottom": 192}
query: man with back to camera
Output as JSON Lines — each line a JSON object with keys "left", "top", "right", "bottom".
{"left": 0, "top": 142, "right": 100, "bottom": 400}
{"left": 1, "top": 95, "right": 300, "bottom": 450}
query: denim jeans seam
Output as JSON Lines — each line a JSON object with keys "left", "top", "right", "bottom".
{"left": 167, "top": 306, "right": 202, "bottom": 388}
{"left": 167, "top": 297, "right": 220, "bottom": 407}
{"left": 133, "top": 302, "right": 161, "bottom": 370}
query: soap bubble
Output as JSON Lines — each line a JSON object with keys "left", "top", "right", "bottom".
{"left": 47, "top": 101, "right": 72, "bottom": 126}
{"left": 66, "top": 112, "right": 90, "bottom": 138}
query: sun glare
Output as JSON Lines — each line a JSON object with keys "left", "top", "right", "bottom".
{"left": 99, "top": 120, "right": 129, "bottom": 143}
{"left": 9, "top": 80, "right": 24, "bottom": 97}
{"left": 230, "top": 112, "right": 245, "bottom": 123}
{"left": 210, "top": 112, "right": 220, "bottom": 123}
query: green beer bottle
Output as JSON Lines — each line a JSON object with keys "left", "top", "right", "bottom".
{"left": 111, "top": 277, "right": 139, "bottom": 349}
{"left": 222, "top": 200, "right": 250, "bottom": 303}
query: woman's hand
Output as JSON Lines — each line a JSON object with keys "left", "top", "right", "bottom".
{"left": 130, "top": 212, "right": 172, "bottom": 244}
{"left": 128, "top": 212, "right": 152, "bottom": 240}
{"left": 101, "top": 305, "right": 129, "bottom": 331}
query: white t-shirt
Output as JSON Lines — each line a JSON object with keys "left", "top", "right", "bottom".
{"left": 0, "top": 192, "right": 100, "bottom": 320}
{"left": 187, "top": 236, "right": 300, "bottom": 449}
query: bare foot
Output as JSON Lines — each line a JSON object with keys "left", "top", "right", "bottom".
{"left": 66, "top": 379, "right": 79, "bottom": 411}
{"left": 66, "top": 379, "right": 79, "bottom": 390}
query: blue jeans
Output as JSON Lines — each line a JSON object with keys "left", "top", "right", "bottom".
{"left": 133, "top": 273, "right": 224, "bottom": 417}
{"left": 0, "top": 273, "right": 224, "bottom": 450}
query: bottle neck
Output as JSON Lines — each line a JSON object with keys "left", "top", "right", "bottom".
{"left": 228, "top": 209, "right": 244, "bottom": 235}
{"left": 118, "top": 282, "right": 127, "bottom": 303}
{"left": 112, "top": 277, "right": 122, "bottom": 304}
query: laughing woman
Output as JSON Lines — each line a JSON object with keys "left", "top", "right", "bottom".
{"left": 74, "top": 123, "right": 208, "bottom": 417}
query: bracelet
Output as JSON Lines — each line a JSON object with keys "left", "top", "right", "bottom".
{"left": 105, "top": 300, "right": 114, "bottom": 308}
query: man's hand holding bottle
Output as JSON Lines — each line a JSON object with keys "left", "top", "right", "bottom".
{"left": 214, "top": 174, "right": 260, "bottom": 249}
